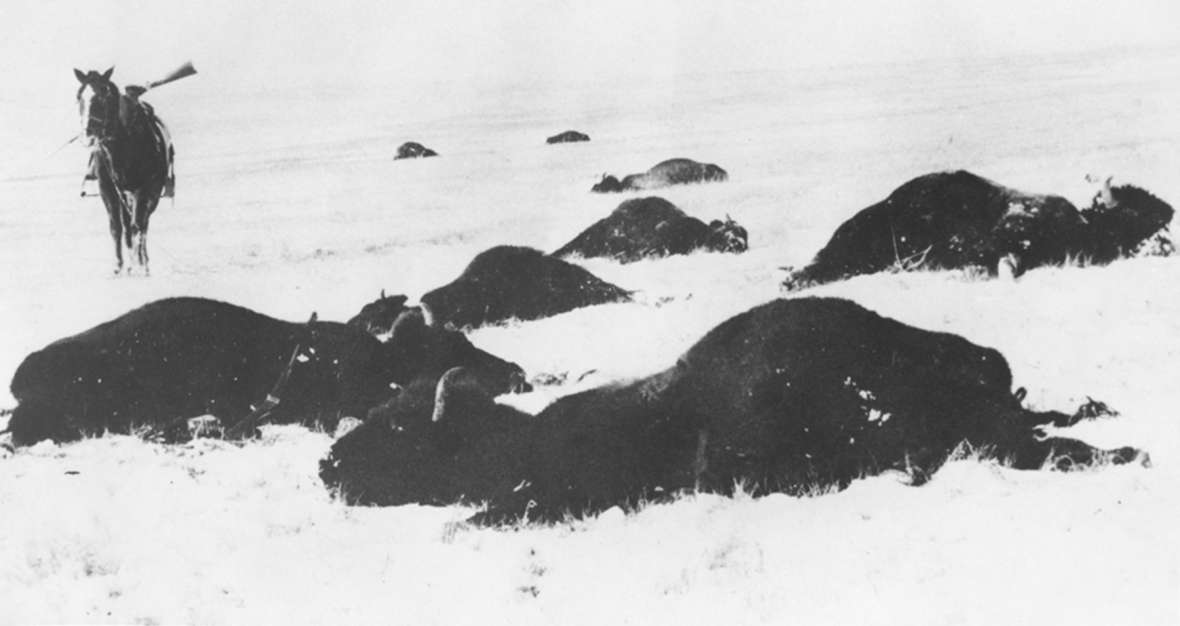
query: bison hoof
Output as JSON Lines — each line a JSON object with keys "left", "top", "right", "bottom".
{"left": 1112, "top": 446, "right": 1149, "bottom": 467}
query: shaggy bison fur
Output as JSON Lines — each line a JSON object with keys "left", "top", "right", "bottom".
{"left": 320, "top": 297, "right": 1143, "bottom": 525}
{"left": 7, "top": 297, "right": 528, "bottom": 445}
{"left": 784, "top": 170, "right": 1173, "bottom": 289}
{"left": 552, "top": 196, "right": 748, "bottom": 263}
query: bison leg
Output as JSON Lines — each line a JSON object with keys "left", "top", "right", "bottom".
{"left": 466, "top": 493, "right": 539, "bottom": 527}
{"left": 8, "top": 400, "right": 84, "bottom": 446}
{"left": 222, "top": 406, "right": 267, "bottom": 440}
{"left": 144, "top": 415, "right": 197, "bottom": 444}
{"left": 1003, "top": 435, "right": 1146, "bottom": 472}
{"left": 693, "top": 429, "right": 709, "bottom": 489}
{"left": 1019, "top": 397, "right": 1120, "bottom": 430}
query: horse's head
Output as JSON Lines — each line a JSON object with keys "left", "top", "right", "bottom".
{"left": 74, "top": 67, "right": 119, "bottom": 145}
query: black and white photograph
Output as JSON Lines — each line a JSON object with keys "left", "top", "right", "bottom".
{"left": 1, "top": 0, "right": 1178, "bottom": 623}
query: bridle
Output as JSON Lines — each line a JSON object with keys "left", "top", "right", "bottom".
{"left": 77, "top": 78, "right": 120, "bottom": 143}
{"left": 76, "top": 76, "right": 127, "bottom": 197}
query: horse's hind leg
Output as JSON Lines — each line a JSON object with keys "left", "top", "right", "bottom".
{"left": 106, "top": 208, "right": 124, "bottom": 274}
{"left": 133, "top": 191, "right": 160, "bottom": 275}
{"left": 119, "top": 192, "right": 133, "bottom": 248}
{"left": 120, "top": 198, "right": 134, "bottom": 266}
{"left": 139, "top": 231, "right": 149, "bottom": 274}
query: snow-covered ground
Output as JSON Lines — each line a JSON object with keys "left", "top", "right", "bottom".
{"left": 1, "top": 44, "right": 1179, "bottom": 624}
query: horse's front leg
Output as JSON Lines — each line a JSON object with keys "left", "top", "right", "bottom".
{"left": 132, "top": 190, "right": 159, "bottom": 275}
{"left": 98, "top": 182, "right": 125, "bottom": 274}
{"left": 107, "top": 208, "right": 124, "bottom": 274}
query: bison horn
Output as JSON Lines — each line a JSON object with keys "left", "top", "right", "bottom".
{"left": 432, "top": 367, "right": 496, "bottom": 423}
{"left": 432, "top": 369, "right": 456, "bottom": 422}
{"left": 390, "top": 308, "right": 427, "bottom": 339}
{"left": 307, "top": 312, "right": 318, "bottom": 324}
{"left": 419, "top": 302, "right": 436, "bottom": 327}
{"left": 380, "top": 288, "right": 386, "bottom": 299}
{"left": 433, "top": 367, "right": 467, "bottom": 423}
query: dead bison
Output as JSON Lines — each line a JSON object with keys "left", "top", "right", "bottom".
{"left": 552, "top": 196, "right": 748, "bottom": 263}
{"left": 419, "top": 246, "right": 632, "bottom": 329}
{"left": 547, "top": 130, "right": 590, "bottom": 144}
{"left": 784, "top": 170, "right": 1173, "bottom": 289}
{"left": 7, "top": 297, "right": 528, "bottom": 445}
{"left": 320, "top": 297, "right": 1144, "bottom": 525}
{"left": 394, "top": 142, "right": 438, "bottom": 160}
{"left": 591, "top": 158, "right": 728, "bottom": 193}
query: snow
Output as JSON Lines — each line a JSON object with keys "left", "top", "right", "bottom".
{"left": 1, "top": 41, "right": 1180, "bottom": 625}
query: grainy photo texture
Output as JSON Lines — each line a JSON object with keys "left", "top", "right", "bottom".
{"left": 0, "top": 1, "right": 1177, "bottom": 624}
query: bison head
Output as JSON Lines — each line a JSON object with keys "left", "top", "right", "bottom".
{"left": 706, "top": 215, "right": 749, "bottom": 253}
{"left": 274, "top": 314, "right": 402, "bottom": 429}
{"left": 384, "top": 307, "right": 531, "bottom": 396}
{"left": 347, "top": 290, "right": 411, "bottom": 337}
{"left": 321, "top": 377, "right": 459, "bottom": 506}
{"left": 1082, "top": 184, "right": 1174, "bottom": 261}
{"left": 591, "top": 174, "right": 625, "bottom": 193}
{"left": 702, "top": 164, "right": 729, "bottom": 182}
{"left": 322, "top": 366, "right": 527, "bottom": 507}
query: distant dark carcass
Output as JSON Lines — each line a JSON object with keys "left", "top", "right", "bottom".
{"left": 547, "top": 130, "right": 590, "bottom": 144}
{"left": 394, "top": 142, "right": 438, "bottom": 159}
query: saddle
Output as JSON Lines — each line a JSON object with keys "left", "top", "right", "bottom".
{"left": 81, "top": 91, "right": 176, "bottom": 198}
{"left": 140, "top": 100, "right": 176, "bottom": 199}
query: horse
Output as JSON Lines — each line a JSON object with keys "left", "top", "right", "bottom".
{"left": 75, "top": 67, "right": 174, "bottom": 275}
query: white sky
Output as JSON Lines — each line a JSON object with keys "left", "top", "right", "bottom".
{"left": 2, "top": 0, "right": 1178, "bottom": 94}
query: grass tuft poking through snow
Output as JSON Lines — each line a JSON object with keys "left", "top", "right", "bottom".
{"left": 3, "top": 256, "right": 1178, "bottom": 625}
